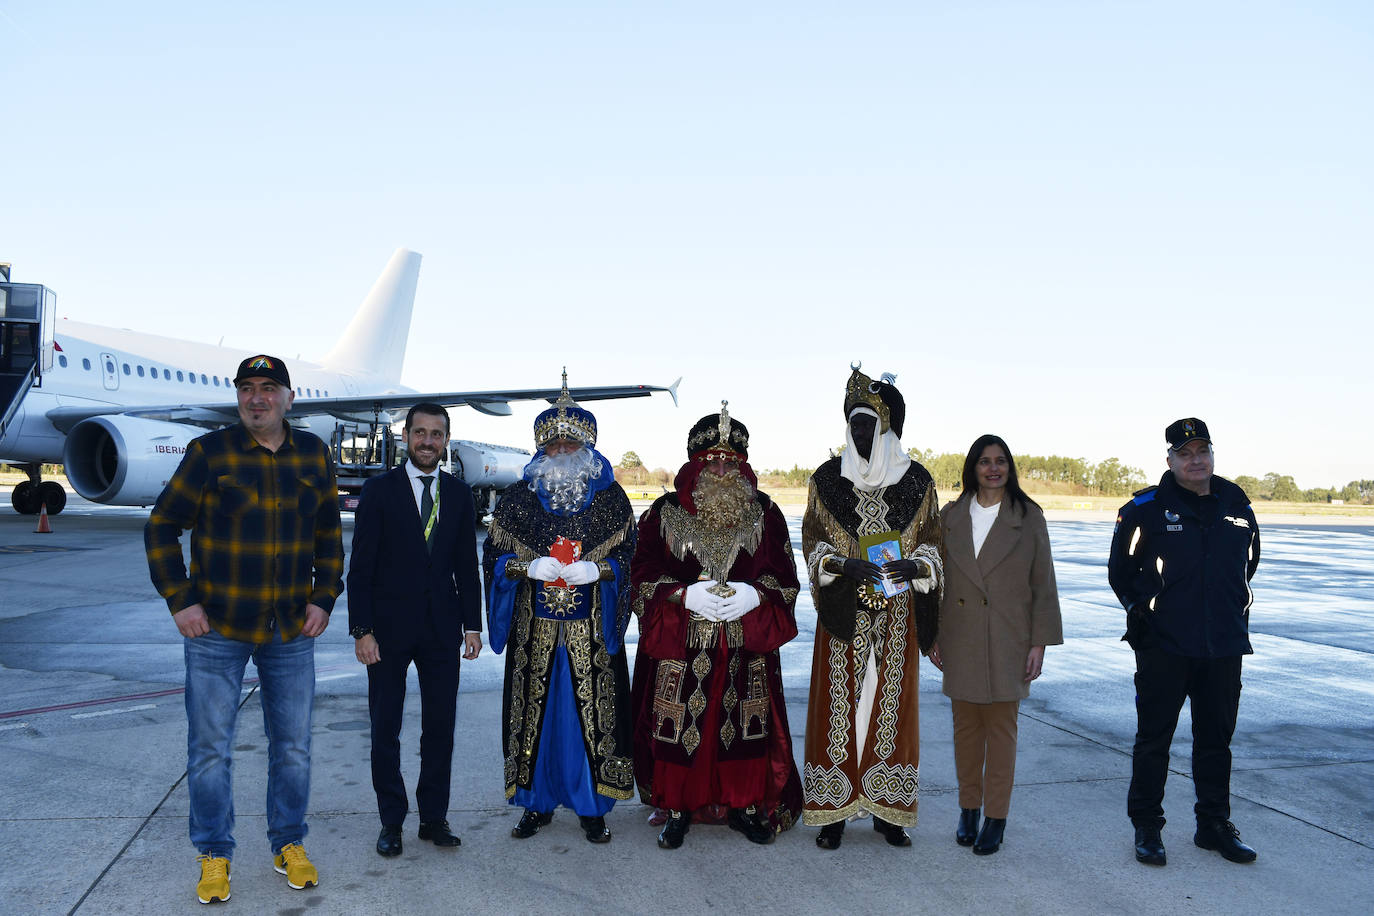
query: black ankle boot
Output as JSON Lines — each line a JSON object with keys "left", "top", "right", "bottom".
{"left": 657, "top": 809, "right": 690, "bottom": 849}
{"left": 973, "top": 816, "right": 1006, "bottom": 855}
{"left": 957, "top": 808, "right": 980, "bottom": 847}
{"left": 873, "top": 816, "right": 912, "bottom": 847}
{"left": 511, "top": 808, "right": 553, "bottom": 839}
{"left": 815, "top": 821, "right": 844, "bottom": 850}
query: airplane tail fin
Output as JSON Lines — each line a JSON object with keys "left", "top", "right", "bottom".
{"left": 321, "top": 248, "right": 422, "bottom": 382}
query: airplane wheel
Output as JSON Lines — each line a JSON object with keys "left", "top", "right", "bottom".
{"left": 11, "top": 480, "right": 42, "bottom": 514}
{"left": 39, "top": 480, "right": 67, "bottom": 515}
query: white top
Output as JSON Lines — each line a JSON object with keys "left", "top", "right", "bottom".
{"left": 970, "top": 497, "right": 1001, "bottom": 558}
{"left": 404, "top": 460, "right": 439, "bottom": 517}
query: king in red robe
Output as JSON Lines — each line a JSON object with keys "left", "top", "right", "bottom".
{"left": 629, "top": 403, "right": 803, "bottom": 849}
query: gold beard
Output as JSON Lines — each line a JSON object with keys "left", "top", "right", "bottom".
{"left": 693, "top": 467, "right": 755, "bottom": 529}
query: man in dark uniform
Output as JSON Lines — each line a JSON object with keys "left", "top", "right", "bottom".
{"left": 1109, "top": 418, "right": 1261, "bottom": 867}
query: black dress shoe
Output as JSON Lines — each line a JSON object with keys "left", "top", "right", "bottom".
{"left": 376, "top": 824, "right": 402, "bottom": 858}
{"left": 972, "top": 817, "right": 1006, "bottom": 855}
{"left": 579, "top": 815, "right": 612, "bottom": 844}
{"left": 1134, "top": 824, "right": 1166, "bottom": 866}
{"left": 727, "top": 806, "right": 776, "bottom": 845}
{"left": 511, "top": 809, "right": 554, "bottom": 839}
{"left": 872, "top": 816, "right": 912, "bottom": 847}
{"left": 815, "top": 821, "right": 845, "bottom": 850}
{"left": 1194, "top": 819, "right": 1257, "bottom": 863}
{"left": 957, "top": 808, "right": 980, "bottom": 847}
{"left": 418, "top": 819, "right": 461, "bottom": 847}
{"left": 657, "top": 809, "right": 691, "bottom": 849}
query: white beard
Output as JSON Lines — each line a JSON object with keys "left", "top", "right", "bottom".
{"left": 525, "top": 447, "right": 602, "bottom": 514}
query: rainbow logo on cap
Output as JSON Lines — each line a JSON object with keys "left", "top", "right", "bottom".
{"left": 1183, "top": 419, "right": 1196, "bottom": 437}
{"left": 249, "top": 357, "right": 274, "bottom": 370}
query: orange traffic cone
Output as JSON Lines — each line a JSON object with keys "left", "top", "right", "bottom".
{"left": 35, "top": 504, "right": 52, "bottom": 534}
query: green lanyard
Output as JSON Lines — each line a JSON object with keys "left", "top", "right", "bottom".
{"left": 422, "top": 475, "right": 441, "bottom": 542}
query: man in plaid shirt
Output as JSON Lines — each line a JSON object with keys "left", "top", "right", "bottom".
{"left": 145, "top": 354, "right": 343, "bottom": 905}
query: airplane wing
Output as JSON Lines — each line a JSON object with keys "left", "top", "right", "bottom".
{"left": 43, "top": 379, "right": 682, "bottom": 432}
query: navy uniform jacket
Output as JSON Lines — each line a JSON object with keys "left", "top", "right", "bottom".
{"left": 1108, "top": 471, "right": 1260, "bottom": 658}
{"left": 347, "top": 466, "right": 482, "bottom": 649}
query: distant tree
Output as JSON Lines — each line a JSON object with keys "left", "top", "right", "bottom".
{"left": 1265, "top": 472, "right": 1301, "bottom": 502}
{"left": 619, "top": 450, "right": 643, "bottom": 469}
{"left": 1233, "top": 475, "right": 1263, "bottom": 499}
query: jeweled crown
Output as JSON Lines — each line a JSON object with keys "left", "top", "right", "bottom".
{"left": 844, "top": 362, "right": 892, "bottom": 433}
{"left": 533, "top": 368, "right": 598, "bottom": 449}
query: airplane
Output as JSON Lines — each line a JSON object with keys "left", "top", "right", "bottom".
{"left": 0, "top": 249, "right": 679, "bottom": 515}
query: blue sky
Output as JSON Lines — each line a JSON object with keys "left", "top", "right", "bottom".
{"left": 3, "top": 1, "right": 1370, "bottom": 489}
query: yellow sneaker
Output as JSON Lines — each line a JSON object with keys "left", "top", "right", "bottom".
{"left": 195, "top": 854, "right": 231, "bottom": 904}
{"left": 273, "top": 842, "right": 318, "bottom": 889}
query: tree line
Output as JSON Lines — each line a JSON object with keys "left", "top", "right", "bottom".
{"left": 613, "top": 451, "right": 1372, "bottom": 505}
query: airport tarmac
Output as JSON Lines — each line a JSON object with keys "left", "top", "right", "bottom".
{"left": 1, "top": 492, "right": 1371, "bottom": 915}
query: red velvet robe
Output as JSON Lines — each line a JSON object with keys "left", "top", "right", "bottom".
{"left": 629, "top": 492, "right": 803, "bottom": 829}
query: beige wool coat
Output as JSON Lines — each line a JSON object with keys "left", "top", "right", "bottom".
{"left": 938, "top": 494, "right": 1063, "bottom": 703}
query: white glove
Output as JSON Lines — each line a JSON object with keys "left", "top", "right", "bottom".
{"left": 909, "top": 559, "right": 938, "bottom": 595}
{"left": 559, "top": 560, "right": 600, "bottom": 586}
{"left": 717, "top": 582, "right": 760, "bottom": 621}
{"left": 527, "top": 556, "right": 565, "bottom": 583}
{"left": 684, "top": 580, "right": 724, "bottom": 619}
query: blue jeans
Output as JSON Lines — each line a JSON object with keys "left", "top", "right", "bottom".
{"left": 185, "top": 628, "right": 315, "bottom": 859}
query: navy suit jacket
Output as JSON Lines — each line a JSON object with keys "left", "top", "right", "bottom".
{"left": 347, "top": 465, "right": 482, "bottom": 649}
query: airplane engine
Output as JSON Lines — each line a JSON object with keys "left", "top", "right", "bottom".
{"left": 63, "top": 415, "right": 203, "bottom": 505}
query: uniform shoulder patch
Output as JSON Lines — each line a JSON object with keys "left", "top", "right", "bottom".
{"left": 1131, "top": 486, "right": 1158, "bottom": 505}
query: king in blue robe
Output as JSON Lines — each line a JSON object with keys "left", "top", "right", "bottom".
{"left": 482, "top": 373, "right": 637, "bottom": 843}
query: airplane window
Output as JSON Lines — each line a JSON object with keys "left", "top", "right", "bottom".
{"left": 106, "top": 360, "right": 115, "bottom": 374}
{"left": 201, "top": 374, "right": 208, "bottom": 384}
{"left": 137, "top": 366, "right": 145, "bottom": 377}
{"left": 324, "top": 390, "right": 329, "bottom": 397}
{"left": 176, "top": 370, "right": 184, "bottom": 382}
{"left": 83, "top": 358, "right": 91, "bottom": 370}
{"left": 59, "top": 355, "right": 69, "bottom": 368}
{"left": 314, "top": 389, "right": 320, "bottom": 397}
{"left": 189, "top": 372, "right": 196, "bottom": 384}
{"left": 164, "top": 369, "right": 171, "bottom": 380}
{"left": 123, "top": 363, "right": 131, "bottom": 375}
{"left": 296, "top": 386, "right": 302, "bottom": 395}
{"left": 213, "top": 376, "right": 220, "bottom": 386}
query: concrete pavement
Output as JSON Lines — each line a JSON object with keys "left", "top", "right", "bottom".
{"left": 1, "top": 496, "right": 1370, "bottom": 915}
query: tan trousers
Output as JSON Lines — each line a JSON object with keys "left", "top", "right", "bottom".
{"left": 951, "top": 699, "right": 1019, "bottom": 819}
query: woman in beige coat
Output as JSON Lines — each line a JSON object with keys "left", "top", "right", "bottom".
{"left": 930, "top": 434, "right": 1062, "bottom": 856}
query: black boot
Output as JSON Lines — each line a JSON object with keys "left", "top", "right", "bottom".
{"left": 1134, "top": 824, "right": 1166, "bottom": 866}
{"left": 657, "top": 809, "right": 690, "bottom": 849}
{"left": 873, "top": 816, "right": 912, "bottom": 847}
{"left": 579, "top": 815, "right": 612, "bottom": 844}
{"left": 511, "top": 809, "right": 554, "bottom": 839}
{"left": 815, "top": 820, "right": 845, "bottom": 850}
{"left": 1194, "top": 819, "right": 1256, "bottom": 863}
{"left": 972, "top": 817, "right": 1006, "bottom": 855}
{"left": 957, "top": 808, "right": 980, "bottom": 847}
{"left": 728, "top": 805, "right": 776, "bottom": 845}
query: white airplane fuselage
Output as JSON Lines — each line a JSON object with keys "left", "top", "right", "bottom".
{"left": 0, "top": 319, "right": 408, "bottom": 465}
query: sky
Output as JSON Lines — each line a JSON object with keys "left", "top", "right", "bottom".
{"left": 3, "top": 1, "right": 1371, "bottom": 490}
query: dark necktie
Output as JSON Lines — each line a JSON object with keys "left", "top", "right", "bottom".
{"left": 420, "top": 475, "right": 435, "bottom": 553}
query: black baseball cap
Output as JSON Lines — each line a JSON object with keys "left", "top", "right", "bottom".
{"left": 233, "top": 354, "right": 291, "bottom": 388}
{"left": 1165, "top": 417, "right": 1211, "bottom": 451}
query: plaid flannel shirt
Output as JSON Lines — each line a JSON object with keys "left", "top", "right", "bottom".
{"left": 145, "top": 422, "right": 345, "bottom": 643}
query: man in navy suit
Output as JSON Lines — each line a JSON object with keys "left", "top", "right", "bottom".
{"left": 347, "top": 403, "right": 483, "bottom": 858}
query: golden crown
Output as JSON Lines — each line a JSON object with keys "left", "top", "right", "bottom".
{"left": 533, "top": 368, "right": 598, "bottom": 449}
{"left": 845, "top": 362, "right": 891, "bottom": 433}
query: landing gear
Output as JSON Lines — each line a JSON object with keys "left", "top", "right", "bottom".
{"left": 8, "top": 465, "right": 65, "bottom": 515}
{"left": 11, "top": 479, "right": 40, "bottom": 514}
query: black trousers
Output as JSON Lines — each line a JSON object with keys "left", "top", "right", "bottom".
{"left": 367, "top": 618, "right": 460, "bottom": 827}
{"left": 1128, "top": 646, "right": 1242, "bottom": 829}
